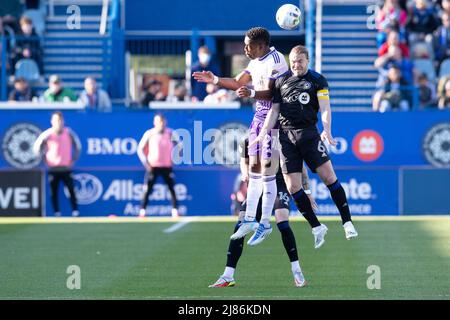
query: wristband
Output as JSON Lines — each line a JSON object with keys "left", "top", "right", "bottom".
{"left": 250, "top": 89, "right": 256, "bottom": 98}
{"left": 304, "top": 189, "right": 312, "bottom": 195}
{"left": 213, "top": 75, "right": 219, "bottom": 84}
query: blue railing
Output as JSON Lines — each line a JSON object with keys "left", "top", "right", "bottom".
{"left": 305, "top": 0, "right": 315, "bottom": 70}
{"left": 108, "top": 0, "right": 124, "bottom": 98}
{"left": 1, "top": 36, "right": 7, "bottom": 101}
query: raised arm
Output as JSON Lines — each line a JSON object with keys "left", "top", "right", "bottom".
{"left": 236, "top": 79, "right": 275, "bottom": 101}
{"left": 192, "top": 70, "right": 252, "bottom": 91}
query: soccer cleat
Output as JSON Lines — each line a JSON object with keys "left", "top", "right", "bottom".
{"left": 230, "top": 220, "right": 259, "bottom": 240}
{"left": 293, "top": 270, "right": 307, "bottom": 287}
{"left": 139, "top": 208, "right": 146, "bottom": 217}
{"left": 171, "top": 208, "right": 179, "bottom": 218}
{"left": 72, "top": 210, "right": 79, "bottom": 217}
{"left": 208, "top": 276, "right": 235, "bottom": 288}
{"left": 312, "top": 224, "right": 328, "bottom": 249}
{"left": 343, "top": 221, "right": 358, "bottom": 240}
{"left": 247, "top": 223, "right": 273, "bottom": 246}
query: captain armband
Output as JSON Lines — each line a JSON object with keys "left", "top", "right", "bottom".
{"left": 317, "top": 89, "right": 330, "bottom": 101}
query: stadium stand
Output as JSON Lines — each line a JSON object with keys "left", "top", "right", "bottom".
{"left": 321, "top": 0, "right": 378, "bottom": 110}
{"left": 38, "top": 0, "right": 111, "bottom": 97}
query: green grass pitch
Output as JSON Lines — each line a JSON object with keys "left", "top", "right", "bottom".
{"left": 0, "top": 217, "right": 449, "bottom": 300}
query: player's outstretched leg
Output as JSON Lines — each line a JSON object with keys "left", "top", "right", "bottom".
{"left": 317, "top": 161, "right": 358, "bottom": 240}
{"left": 210, "top": 222, "right": 244, "bottom": 287}
{"left": 246, "top": 174, "right": 276, "bottom": 245}
{"left": 327, "top": 179, "right": 358, "bottom": 240}
{"left": 291, "top": 189, "right": 328, "bottom": 248}
{"left": 276, "top": 220, "right": 307, "bottom": 287}
{"left": 230, "top": 173, "right": 261, "bottom": 240}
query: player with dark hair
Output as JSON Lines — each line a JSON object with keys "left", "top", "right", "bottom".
{"left": 209, "top": 138, "right": 323, "bottom": 288}
{"left": 193, "top": 27, "right": 289, "bottom": 245}
{"left": 246, "top": 45, "right": 358, "bottom": 239}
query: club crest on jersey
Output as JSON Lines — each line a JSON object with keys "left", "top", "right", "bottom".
{"left": 299, "top": 80, "right": 311, "bottom": 90}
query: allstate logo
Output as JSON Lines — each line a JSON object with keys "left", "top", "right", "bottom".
{"left": 2, "top": 123, "right": 42, "bottom": 169}
{"left": 213, "top": 122, "right": 248, "bottom": 168}
{"left": 422, "top": 122, "right": 450, "bottom": 167}
{"left": 67, "top": 173, "right": 103, "bottom": 205}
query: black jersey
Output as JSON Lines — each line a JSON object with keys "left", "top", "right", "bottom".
{"left": 273, "top": 69, "right": 329, "bottom": 130}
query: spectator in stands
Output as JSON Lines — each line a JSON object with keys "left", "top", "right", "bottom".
{"left": 417, "top": 72, "right": 437, "bottom": 107}
{"left": 190, "top": 46, "right": 220, "bottom": 101}
{"left": 42, "top": 75, "right": 77, "bottom": 102}
{"left": 204, "top": 83, "right": 232, "bottom": 103}
{"left": 13, "top": 16, "right": 43, "bottom": 73}
{"left": 167, "top": 83, "right": 188, "bottom": 102}
{"left": 378, "top": 66, "right": 411, "bottom": 111}
{"left": 8, "top": 77, "right": 37, "bottom": 102}
{"left": 375, "top": 45, "right": 415, "bottom": 84}
{"left": 378, "top": 29, "right": 410, "bottom": 57}
{"left": 376, "top": 0, "right": 408, "bottom": 47}
{"left": 33, "top": 111, "right": 81, "bottom": 217}
{"left": 140, "top": 79, "right": 166, "bottom": 107}
{"left": 440, "top": 0, "right": 450, "bottom": 16}
{"left": 433, "top": 12, "right": 450, "bottom": 65}
{"left": 79, "top": 77, "right": 112, "bottom": 112}
{"left": 407, "top": 0, "right": 440, "bottom": 44}
{"left": 437, "top": 76, "right": 450, "bottom": 107}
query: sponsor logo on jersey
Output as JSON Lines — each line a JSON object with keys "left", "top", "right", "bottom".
{"left": 422, "top": 122, "right": 450, "bottom": 167}
{"left": 2, "top": 123, "right": 42, "bottom": 169}
{"left": 352, "top": 130, "right": 384, "bottom": 162}
{"left": 299, "top": 92, "right": 310, "bottom": 104}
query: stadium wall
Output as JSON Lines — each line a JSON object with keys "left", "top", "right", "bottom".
{"left": 0, "top": 109, "right": 449, "bottom": 217}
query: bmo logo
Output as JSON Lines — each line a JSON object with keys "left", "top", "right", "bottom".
{"left": 87, "top": 138, "right": 138, "bottom": 155}
{"left": 352, "top": 130, "right": 384, "bottom": 162}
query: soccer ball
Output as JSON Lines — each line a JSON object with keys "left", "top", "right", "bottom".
{"left": 276, "top": 4, "right": 302, "bottom": 30}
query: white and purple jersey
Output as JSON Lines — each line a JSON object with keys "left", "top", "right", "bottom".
{"left": 245, "top": 47, "right": 289, "bottom": 122}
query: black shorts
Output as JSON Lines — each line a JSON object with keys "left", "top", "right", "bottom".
{"left": 239, "top": 176, "right": 290, "bottom": 219}
{"left": 279, "top": 128, "right": 330, "bottom": 174}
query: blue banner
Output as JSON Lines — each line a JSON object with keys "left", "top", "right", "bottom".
{"left": 44, "top": 167, "right": 238, "bottom": 217}
{"left": 402, "top": 168, "right": 450, "bottom": 215}
{"left": 1, "top": 110, "right": 449, "bottom": 170}
{"left": 43, "top": 167, "right": 399, "bottom": 217}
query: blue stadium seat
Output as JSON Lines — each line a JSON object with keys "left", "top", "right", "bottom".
{"left": 411, "top": 42, "right": 434, "bottom": 60}
{"left": 413, "top": 59, "right": 436, "bottom": 83}
{"left": 14, "top": 58, "right": 41, "bottom": 82}
{"left": 439, "top": 58, "right": 450, "bottom": 78}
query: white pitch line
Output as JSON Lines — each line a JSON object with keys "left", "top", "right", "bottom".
{"left": 163, "top": 219, "right": 192, "bottom": 233}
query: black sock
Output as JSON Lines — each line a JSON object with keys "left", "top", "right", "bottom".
{"left": 327, "top": 180, "right": 352, "bottom": 224}
{"left": 226, "top": 222, "right": 245, "bottom": 268}
{"left": 291, "top": 189, "right": 321, "bottom": 228}
{"left": 277, "top": 221, "right": 298, "bottom": 262}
